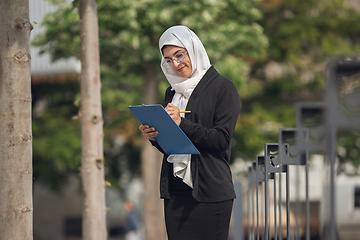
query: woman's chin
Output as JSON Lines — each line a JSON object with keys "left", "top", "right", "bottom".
{"left": 178, "top": 68, "right": 191, "bottom": 78}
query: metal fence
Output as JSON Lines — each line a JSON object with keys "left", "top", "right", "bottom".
{"left": 243, "top": 56, "right": 360, "bottom": 240}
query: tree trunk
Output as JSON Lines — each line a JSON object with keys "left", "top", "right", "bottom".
{"left": 78, "top": 0, "right": 106, "bottom": 239}
{"left": 0, "top": 0, "right": 33, "bottom": 239}
{"left": 141, "top": 67, "right": 167, "bottom": 240}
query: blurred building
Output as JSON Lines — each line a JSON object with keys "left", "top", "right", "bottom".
{"left": 30, "top": 0, "right": 80, "bottom": 83}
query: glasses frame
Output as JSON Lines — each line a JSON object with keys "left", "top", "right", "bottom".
{"left": 163, "top": 51, "right": 188, "bottom": 68}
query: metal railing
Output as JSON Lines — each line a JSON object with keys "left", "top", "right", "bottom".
{"left": 243, "top": 56, "right": 360, "bottom": 240}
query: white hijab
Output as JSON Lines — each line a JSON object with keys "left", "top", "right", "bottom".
{"left": 159, "top": 26, "right": 211, "bottom": 188}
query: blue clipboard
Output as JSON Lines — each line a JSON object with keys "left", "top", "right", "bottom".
{"left": 128, "top": 104, "right": 200, "bottom": 155}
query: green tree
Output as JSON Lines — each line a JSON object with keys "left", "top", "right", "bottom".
{"left": 32, "top": 82, "right": 81, "bottom": 192}
{"left": 233, "top": 0, "right": 360, "bottom": 166}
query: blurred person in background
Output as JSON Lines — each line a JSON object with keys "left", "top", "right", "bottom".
{"left": 123, "top": 200, "right": 141, "bottom": 240}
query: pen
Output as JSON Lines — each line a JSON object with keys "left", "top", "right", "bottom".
{"left": 179, "top": 111, "right": 191, "bottom": 113}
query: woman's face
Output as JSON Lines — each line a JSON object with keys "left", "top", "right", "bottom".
{"left": 162, "top": 45, "right": 192, "bottom": 78}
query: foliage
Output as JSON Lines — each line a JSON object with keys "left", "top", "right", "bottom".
{"left": 233, "top": 0, "right": 360, "bottom": 164}
{"left": 337, "top": 131, "right": 360, "bottom": 174}
{"left": 32, "top": 82, "right": 81, "bottom": 192}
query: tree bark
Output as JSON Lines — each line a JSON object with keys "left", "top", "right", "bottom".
{"left": 0, "top": 0, "right": 33, "bottom": 239}
{"left": 141, "top": 67, "right": 167, "bottom": 240}
{"left": 78, "top": 0, "right": 106, "bottom": 239}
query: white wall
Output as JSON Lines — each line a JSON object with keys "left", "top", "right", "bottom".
{"left": 29, "top": 0, "right": 80, "bottom": 76}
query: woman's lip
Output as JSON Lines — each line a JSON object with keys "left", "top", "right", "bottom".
{"left": 177, "top": 66, "right": 185, "bottom": 72}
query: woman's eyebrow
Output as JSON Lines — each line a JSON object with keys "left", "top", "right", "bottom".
{"left": 164, "top": 50, "right": 182, "bottom": 59}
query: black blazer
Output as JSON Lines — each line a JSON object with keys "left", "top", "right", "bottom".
{"left": 151, "top": 66, "right": 241, "bottom": 202}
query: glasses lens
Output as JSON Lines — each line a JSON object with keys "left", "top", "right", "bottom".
{"left": 177, "top": 53, "right": 185, "bottom": 62}
{"left": 166, "top": 60, "right": 173, "bottom": 67}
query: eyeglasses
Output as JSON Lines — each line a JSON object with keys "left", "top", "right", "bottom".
{"left": 163, "top": 51, "right": 188, "bottom": 68}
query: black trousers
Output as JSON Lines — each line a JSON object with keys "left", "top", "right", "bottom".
{"left": 164, "top": 195, "right": 233, "bottom": 240}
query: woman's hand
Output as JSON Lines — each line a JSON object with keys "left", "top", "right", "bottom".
{"left": 139, "top": 125, "right": 158, "bottom": 141}
{"left": 165, "top": 103, "right": 181, "bottom": 126}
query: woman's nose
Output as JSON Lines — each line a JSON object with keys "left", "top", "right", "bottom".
{"left": 172, "top": 60, "right": 180, "bottom": 68}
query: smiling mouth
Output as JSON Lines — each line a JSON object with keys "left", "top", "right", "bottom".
{"left": 177, "top": 66, "right": 185, "bottom": 72}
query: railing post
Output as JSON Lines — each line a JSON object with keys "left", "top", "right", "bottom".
{"left": 256, "top": 156, "right": 265, "bottom": 240}
{"left": 324, "top": 56, "right": 360, "bottom": 240}
{"left": 234, "top": 181, "right": 243, "bottom": 240}
{"left": 264, "top": 144, "right": 287, "bottom": 240}
{"left": 296, "top": 103, "right": 327, "bottom": 240}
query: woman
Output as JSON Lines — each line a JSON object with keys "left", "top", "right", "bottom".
{"left": 139, "top": 26, "right": 241, "bottom": 240}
